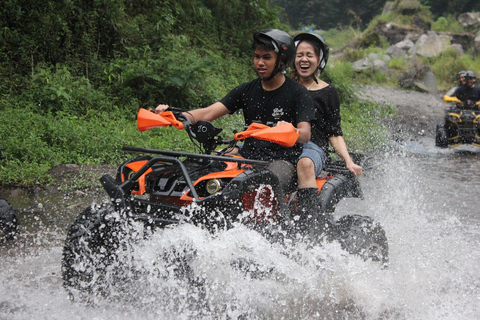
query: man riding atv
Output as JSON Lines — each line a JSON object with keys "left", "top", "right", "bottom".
{"left": 436, "top": 71, "right": 480, "bottom": 148}
{"left": 451, "top": 71, "right": 480, "bottom": 106}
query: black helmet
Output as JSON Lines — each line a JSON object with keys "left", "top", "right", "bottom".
{"left": 294, "top": 32, "right": 330, "bottom": 74}
{"left": 253, "top": 29, "right": 295, "bottom": 80}
{"left": 464, "top": 70, "right": 476, "bottom": 79}
{"left": 456, "top": 70, "right": 466, "bottom": 79}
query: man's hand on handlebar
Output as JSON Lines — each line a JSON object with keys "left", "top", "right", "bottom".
{"left": 155, "top": 104, "right": 170, "bottom": 114}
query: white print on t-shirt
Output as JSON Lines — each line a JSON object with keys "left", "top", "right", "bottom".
{"left": 272, "top": 108, "right": 284, "bottom": 119}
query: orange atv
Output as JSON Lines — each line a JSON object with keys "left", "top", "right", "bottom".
{"left": 436, "top": 96, "right": 480, "bottom": 148}
{"left": 62, "top": 108, "right": 388, "bottom": 298}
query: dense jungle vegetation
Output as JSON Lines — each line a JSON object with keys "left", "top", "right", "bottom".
{"left": 0, "top": 0, "right": 444, "bottom": 187}
{"left": 273, "top": 0, "right": 480, "bottom": 30}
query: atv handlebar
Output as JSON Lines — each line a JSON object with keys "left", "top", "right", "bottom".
{"left": 234, "top": 122, "right": 299, "bottom": 147}
{"left": 137, "top": 108, "right": 185, "bottom": 131}
{"left": 443, "top": 95, "right": 480, "bottom": 106}
{"left": 136, "top": 108, "right": 300, "bottom": 149}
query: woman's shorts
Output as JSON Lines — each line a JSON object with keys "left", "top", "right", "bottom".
{"left": 298, "top": 141, "right": 327, "bottom": 177}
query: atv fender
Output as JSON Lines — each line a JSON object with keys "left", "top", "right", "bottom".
{"left": 318, "top": 174, "right": 361, "bottom": 213}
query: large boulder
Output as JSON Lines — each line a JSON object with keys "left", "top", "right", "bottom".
{"left": 387, "top": 45, "right": 407, "bottom": 59}
{"left": 374, "top": 22, "right": 422, "bottom": 45}
{"left": 395, "top": 38, "right": 415, "bottom": 51}
{"left": 399, "top": 65, "right": 438, "bottom": 94}
{"left": 410, "top": 31, "right": 451, "bottom": 58}
{"left": 352, "top": 53, "right": 390, "bottom": 74}
{"left": 475, "top": 31, "right": 480, "bottom": 54}
{"left": 458, "top": 12, "right": 480, "bottom": 29}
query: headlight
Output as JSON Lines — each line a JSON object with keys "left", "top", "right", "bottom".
{"left": 206, "top": 179, "right": 222, "bottom": 194}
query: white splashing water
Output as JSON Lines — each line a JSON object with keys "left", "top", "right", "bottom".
{"left": 1, "top": 148, "right": 479, "bottom": 319}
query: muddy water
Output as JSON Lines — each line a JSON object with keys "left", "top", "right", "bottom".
{"left": 1, "top": 139, "right": 479, "bottom": 319}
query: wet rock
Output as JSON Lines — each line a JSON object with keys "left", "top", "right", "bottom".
{"left": 11, "top": 189, "right": 25, "bottom": 198}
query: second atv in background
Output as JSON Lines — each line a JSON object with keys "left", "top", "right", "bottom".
{"left": 436, "top": 96, "right": 480, "bottom": 148}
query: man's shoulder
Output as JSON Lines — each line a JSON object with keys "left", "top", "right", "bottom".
{"left": 226, "top": 78, "right": 262, "bottom": 95}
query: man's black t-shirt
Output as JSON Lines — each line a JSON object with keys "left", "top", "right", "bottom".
{"left": 220, "top": 77, "right": 315, "bottom": 163}
{"left": 452, "top": 85, "right": 480, "bottom": 102}
{"left": 309, "top": 85, "right": 343, "bottom": 152}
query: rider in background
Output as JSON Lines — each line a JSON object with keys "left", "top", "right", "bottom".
{"left": 452, "top": 71, "right": 480, "bottom": 105}
{"left": 446, "top": 70, "right": 466, "bottom": 96}
{"left": 291, "top": 32, "right": 362, "bottom": 233}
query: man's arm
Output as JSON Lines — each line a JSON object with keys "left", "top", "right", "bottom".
{"left": 156, "top": 102, "right": 231, "bottom": 123}
{"left": 186, "top": 102, "right": 231, "bottom": 123}
{"left": 296, "top": 121, "right": 311, "bottom": 144}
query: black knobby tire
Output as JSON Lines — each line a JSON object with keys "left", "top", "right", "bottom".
{"left": 0, "top": 198, "right": 18, "bottom": 242}
{"left": 336, "top": 214, "right": 389, "bottom": 265}
{"left": 435, "top": 123, "right": 448, "bottom": 148}
{"left": 62, "top": 203, "right": 122, "bottom": 299}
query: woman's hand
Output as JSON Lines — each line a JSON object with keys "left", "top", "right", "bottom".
{"left": 346, "top": 162, "right": 363, "bottom": 177}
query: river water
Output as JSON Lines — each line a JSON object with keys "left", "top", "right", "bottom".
{"left": 1, "top": 137, "right": 479, "bottom": 320}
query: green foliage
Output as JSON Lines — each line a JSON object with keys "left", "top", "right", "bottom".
{"left": 363, "top": 1, "right": 433, "bottom": 35}
{"left": 0, "top": 99, "right": 196, "bottom": 186}
{"left": 319, "top": 27, "right": 362, "bottom": 51}
{"left": 272, "top": 0, "right": 388, "bottom": 30}
{"left": 431, "top": 15, "right": 465, "bottom": 33}
{"left": 418, "top": 0, "right": 480, "bottom": 19}
{"left": 388, "top": 58, "right": 407, "bottom": 71}
{"left": 22, "top": 65, "right": 115, "bottom": 115}
{"left": 106, "top": 40, "right": 254, "bottom": 111}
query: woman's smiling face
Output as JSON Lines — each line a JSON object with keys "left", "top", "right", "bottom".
{"left": 294, "top": 41, "right": 319, "bottom": 79}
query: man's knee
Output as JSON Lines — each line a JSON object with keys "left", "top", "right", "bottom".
{"left": 297, "top": 157, "right": 315, "bottom": 174}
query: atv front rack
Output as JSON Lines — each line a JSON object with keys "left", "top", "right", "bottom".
{"left": 100, "top": 146, "right": 270, "bottom": 210}
{"left": 122, "top": 146, "right": 270, "bottom": 167}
